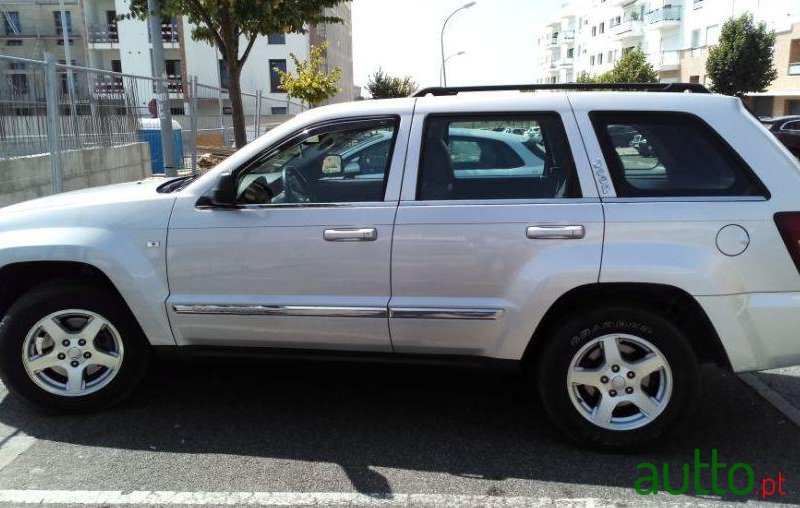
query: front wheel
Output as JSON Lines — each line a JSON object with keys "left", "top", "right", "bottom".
{"left": 536, "top": 306, "right": 699, "bottom": 449}
{"left": 0, "top": 283, "right": 149, "bottom": 412}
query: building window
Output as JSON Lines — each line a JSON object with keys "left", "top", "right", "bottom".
{"left": 790, "top": 39, "right": 800, "bottom": 75}
{"left": 599, "top": 22, "right": 605, "bottom": 34}
{"left": 785, "top": 100, "right": 800, "bottom": 116}
{"left": 8, "top": 62, "right": 28, "bottom": 95}
{"left": 608, "top": 50, "right": 613, "bottom": 62}
{"left": 591, "top": 26, "right": 596, "bottom": 37}
{"left": 267, "top": 33, "right": 285, "bottom": 44}
{"left": 106, "top": 10, "right": 118, "bottom": 41}
{"left": 691, "top": 29, "right": 702, "bottom": 49}
{"left": 598, "top": 53, "right": 603, "bottom": 65}
{"left": 3, "top": 11, "right": 20, "bottom": 35}
{"left": 53, "top": 10, "right": 72, "bottom": 36}
{"left": 590, "top": 55, "right": 595, "bottom": 66}
{"left": 271, "top": 106, "right": 287, "bottom": 115}
{"left": 269, "top": 59, "right": 287, "bottom": 93}
{"left": 218, "top": 59, "right": 229, "bottom": 89}
{"left": 689, "top": 75, "right": 700, "bottom": 83}
{"left": 164, "top": 59, "right": 182, "bottom": 92}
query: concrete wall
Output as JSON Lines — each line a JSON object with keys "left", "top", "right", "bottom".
{"left": 0, "top": 142, "right": 150, "bottom": 207}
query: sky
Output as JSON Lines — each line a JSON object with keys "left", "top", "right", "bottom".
{"left": 351, "top": 0, "right": 563, "bottom": 92}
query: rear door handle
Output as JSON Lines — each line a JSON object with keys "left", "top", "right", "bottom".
{"left": 323, "top": 228, "right": 378, "bottom": 242}
{"left": 526, "top": 225, "right": 585, "bottom": 240}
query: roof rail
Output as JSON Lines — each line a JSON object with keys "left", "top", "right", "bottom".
{"left": 412, "top": 83, "right": 711, "bottom": 97}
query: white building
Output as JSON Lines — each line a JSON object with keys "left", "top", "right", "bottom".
{"left": 536, "top": 0, "right": 800, "bottom": 102}
{"left": 0, "top": 0, "right": 353, "bottom": 117}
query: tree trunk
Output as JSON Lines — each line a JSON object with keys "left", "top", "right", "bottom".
{"left": 227, "top": 60, "right": 247, "bottom": 149}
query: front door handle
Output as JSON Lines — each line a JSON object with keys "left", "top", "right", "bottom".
{"left": 526, "top": 225, "right": 585, "bottom": 240}
{"left": 323, "top": 228, "right": 378, "bottom": 242}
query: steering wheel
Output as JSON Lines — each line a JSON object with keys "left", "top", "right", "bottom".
{"left": 282, "top": 166, "right": 312, "bottom": 203}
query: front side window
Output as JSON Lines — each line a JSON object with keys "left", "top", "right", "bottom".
{"left": 417, "top": 114, "right": 580, "bottom": 201}
{"left": 591, "top": 112, "right": 766, "bottom": 198}
{"left": 236, "top": 118, "right": 397, "bottom": 205}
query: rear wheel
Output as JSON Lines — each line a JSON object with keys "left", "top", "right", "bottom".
{"left": 537, "top": 306, "right": 699, "bottom": 448}
{"left": 0, "top": 283, "right": 149, "bottom": 412}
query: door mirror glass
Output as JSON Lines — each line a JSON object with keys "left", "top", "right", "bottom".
{"left": 322, "top": 154, "right": 343, "bottom": 174}
{"left": 344, "top": 162, "right": 361, "bottom": 174}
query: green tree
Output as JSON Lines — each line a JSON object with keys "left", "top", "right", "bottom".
{"left": 366, "top": 68, "right": 418, "bottom": 99}
{"left": 126, "top": 0, "right": 344, "bottom": 148}
{"left": 706, "top": 13, "right": 778, "bottom": 97}
{"left": 277, "top": 42, "right": 342, "bottom": 108}
{"left": 576, "top": 48, "right": 658, "bottom": 84}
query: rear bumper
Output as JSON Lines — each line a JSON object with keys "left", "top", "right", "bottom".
{"left": 697, "top": 292, "right": 800, "bottom": 372}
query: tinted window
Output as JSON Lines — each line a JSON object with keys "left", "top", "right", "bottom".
{"left": 417, "top": 115, "right": 580, "bottom": 200}
{"left": 782, "top": 121, "right": 800, "bottom": 131}
{"left": 591, "top": 112, "right": 765, "bottom": 198}
{"left": 237, "top": 119, "right": 397, "bottom": 205}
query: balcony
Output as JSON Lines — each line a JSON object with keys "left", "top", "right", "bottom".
{"left": 656, "top": 50, "right": 680, "bottom": 71}
{"left": 545, "top": 34, "right": 559, "bottom": 48}
{"left": 558, "top": 57, "right": 575, "bottom": 67}
{"left": 644, "top": 6, "right": 682, "bottom": 29}
{"left": 560, "top": 30, "right": 575, "bottom": 44}
{"left": 88, "top": 24, "right": 118, "bottom": 46}
{"left": 93, "top": 77, "right": 124, "bottom": 94}
{"left": 152, "top": 76, "right": 183, "bottom": 95}
{"left": 611, "top": 19, "right": 643, "bottom": 40}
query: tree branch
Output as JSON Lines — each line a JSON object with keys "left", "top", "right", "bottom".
{"left": 238, "top": 35, "right": 257, "bottom": 67}
{"left": 185, "top": 0, "right": 226, "bottom": 54}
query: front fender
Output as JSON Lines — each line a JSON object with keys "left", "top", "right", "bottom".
{"left": 0, "top": 226, "right": 175, "bottom": 346}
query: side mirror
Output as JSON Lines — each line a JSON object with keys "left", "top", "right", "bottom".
{"left": 322, "top": 155, "right": 343, "bottom": 175}
{"left": 211, "top": 173, "right": 238, "bottom": 206}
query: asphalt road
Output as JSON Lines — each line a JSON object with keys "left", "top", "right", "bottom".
{"left": 0, "top": 359, "right": 798, "bottom": 507}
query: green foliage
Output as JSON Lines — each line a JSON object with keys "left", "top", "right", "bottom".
{"left": 125, "top": 0, "right": 344, "bottom": 147}
{"left": 366, "top": 68, "right": 418, "bottom": 99}
{"left": 277, "top": 42, "right": 342, "bottom": 107}
{"left": 577, "top": 48, "right": 658, "bottom": 84}
{"left": 706, "top": 13, "right": 778, "bottom": 97}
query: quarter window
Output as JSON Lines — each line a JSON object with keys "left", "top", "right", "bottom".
{"left": 236, "top": 118, "right": 397, "bottom": 205}
{"left": 591, "top": 112, "right": 766, "bottom": 198}
{"left": 417, "top": 114, "right": 580, "bottom": 200}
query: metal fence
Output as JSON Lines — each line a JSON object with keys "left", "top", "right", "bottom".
{"left": 0, "top": 52, "right": 306, "bottom": 205}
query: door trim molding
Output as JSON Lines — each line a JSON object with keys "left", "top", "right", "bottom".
{"left": 171, "top": 304, "right": 505, "bottom": 321}
{"left": 171, "top": 304, "right": 388, "bottom": 318}
{"left": 389, "top": 308, "right": 504, "bottom": 320}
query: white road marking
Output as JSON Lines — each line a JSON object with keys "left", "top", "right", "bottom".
{"left": 0, "top": 430, "right": 36, "bottom": 472}
{"left": 0, "top": 490, "right": 717, "bottom": 507}
{"left": 739, "top": 372, "right": 800, "bottom": 428}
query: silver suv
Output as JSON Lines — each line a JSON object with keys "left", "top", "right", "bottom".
{"left": 1, "top": 83, "right": 799, "bottom": 449}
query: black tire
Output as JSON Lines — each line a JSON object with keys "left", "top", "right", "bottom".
{"left": 0, "top": 282, "right": 150, "bottom": 412}
{"left": 536, "top": 305, "right": 699, "bottom": 449}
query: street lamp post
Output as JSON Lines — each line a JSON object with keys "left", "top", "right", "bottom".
{"left": 440, "top": 51, "right": 466, "bottom": 86}
{"left": 440, "top": 2, "right": 476, "bottom": 87}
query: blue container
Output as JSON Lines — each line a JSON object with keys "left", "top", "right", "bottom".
{"left": 137, "top": 118, "right": 184, "bottom": 174}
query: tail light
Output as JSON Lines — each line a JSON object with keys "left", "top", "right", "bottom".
{"left": 775, "top": 212, "right": 800, "bottom": 272}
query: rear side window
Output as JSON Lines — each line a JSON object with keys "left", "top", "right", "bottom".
{"left": 591, "top": 112, "right": 766, "bottom": 198}
{"left": 417, "top": 114, "right": 580, "bottom": 200}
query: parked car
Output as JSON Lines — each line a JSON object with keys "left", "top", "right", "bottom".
{"left": 1, "top": 84, "right": 800, "bottom": 450}
{"left": 761, "top": 116, "right": 800, "bottom": 157}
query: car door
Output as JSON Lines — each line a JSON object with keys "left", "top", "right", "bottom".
{"left": 389, "top": 94, "right": 604, "bottom": 359}
{"left": 166, "top": 110, "right": 411, "bottom": 351}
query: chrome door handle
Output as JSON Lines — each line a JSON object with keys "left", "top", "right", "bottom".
{"left": 526, "top": 225, "right": 585, "bottom": 240}
{"left": 323, "top": 228, "right": 378, "bottom": 242}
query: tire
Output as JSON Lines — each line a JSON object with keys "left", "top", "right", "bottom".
{"left": 536, "top": 305, "right": 699, "bottom": 449}
{"left": 0, "top": 282, "right": 149, "bottom": 412}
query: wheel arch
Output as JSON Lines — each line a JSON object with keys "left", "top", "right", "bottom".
{"left": 522, "top": 282, "right": 732, "bottom": 371}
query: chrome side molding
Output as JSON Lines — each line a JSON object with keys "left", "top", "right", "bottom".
{"left": 171, "top": 304, "right": 387, "bottom": 318}
{"left": 172, "top": 304, "right": 505, "bottom": 321}
{"left": 389, "top": 308, "right": 504, "bottom": 320}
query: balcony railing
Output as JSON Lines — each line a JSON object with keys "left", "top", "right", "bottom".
{"left": 152, "top": 76, "right": 183, "bottom": 93}
{"left": 560, "top": 30, "right": 575, "bottom": 42}
{"left": 88, "top": 24, "right": 118, "bottom": 43}
{"left": 147, "top": 21, "right": 180, "bottom": 43}
{"left": 94, "top": 78, "right": 124, "bottom": 94}
{"left": 644, "top": 6, "right": 682, "bottom": 25}
{"left": 612, "top": 19, "right": 643, "bottom": 37}
{"left": 658, "top": 50, "right": 680, "bottom": 70}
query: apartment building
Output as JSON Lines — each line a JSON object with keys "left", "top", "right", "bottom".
{"left": 0, "top": 0, "right": 354, "bottom": 116}
{"left": 536, "top": 0, "right": 800, "bottom": 117}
